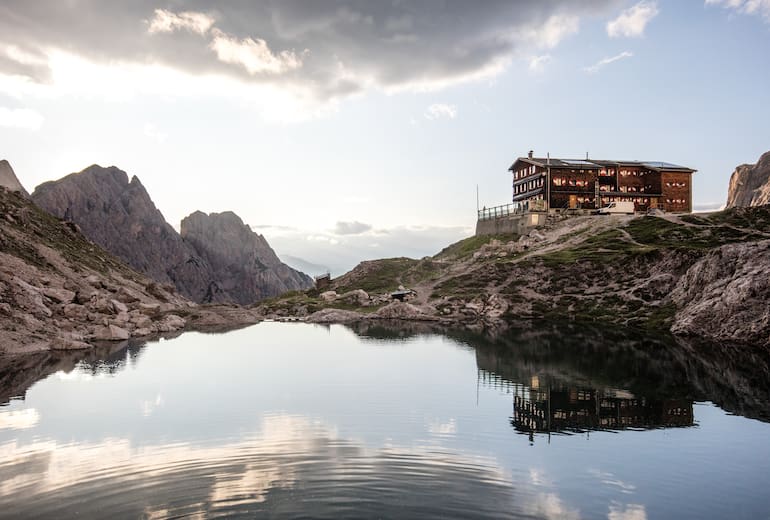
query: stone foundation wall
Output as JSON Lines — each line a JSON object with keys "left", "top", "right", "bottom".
{"left": 475, "top": 212, "right": 547, "bottom": 236}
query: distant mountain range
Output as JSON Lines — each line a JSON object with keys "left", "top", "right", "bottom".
{"left": 31, "top": 164, "right": 313, "bottom": 304}
{"left": 279, "top": 255, "right": 331, "bottom": 277}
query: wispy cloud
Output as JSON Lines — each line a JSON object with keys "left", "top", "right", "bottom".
{"left": 208, "top": 29, "right": 305, "bottom": 76}
{"left": 706, "top": 0, "right": 770, "bottom": 22}
{"left": 583, "top": 51, "right": 633, "bottom": 73}
{"left": 147, "top": 9, "right": 215, "bottom": 35}
{"left": 0, "top": 106, "right": 43, "bottom": 130}
{"left": 333, "top": 221, "right": 372, "bottom": 235}
{"left": 528, "top": 54, "right": 552, "bottom": 73}
{"left": 143, "top": 123, "right": 167, "bottom": 143}
{"left": 607, "top": 1, "right": 659, "bottom": 37}
{"left": 425, "top": 103, "right": 457, "bottom": 120}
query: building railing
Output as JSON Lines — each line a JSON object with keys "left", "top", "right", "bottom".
{"left": 478, "top": 200, "right": 547, "bottom": 220}
{"left": 477, "top": 203, "right": 518, "bottom": 221}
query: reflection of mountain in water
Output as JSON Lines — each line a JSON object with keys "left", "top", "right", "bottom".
{"left": 0, "top": 341, "right": 145, "bottom": 404}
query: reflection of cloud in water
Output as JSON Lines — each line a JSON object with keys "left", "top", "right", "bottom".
{"left": 0, "top": 413, "right": 581, "bottom": 518}
{"left": 427, "top": 417, "right": 457, "bottom": 436}
{"left": 589, "top": 469, "right": 637, "bottom": 494}
{"left": 0, "top": 408, "right": 39, "bottom": 430}
{"left": 608, "top": 502, "right": 647, "bottom": 520}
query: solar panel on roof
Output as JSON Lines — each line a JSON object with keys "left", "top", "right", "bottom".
{"left": 642, "top": 161, "right": 687, "bottom": 169}
{"left": 561, "top": 159, "right": 598, "bottom": 166}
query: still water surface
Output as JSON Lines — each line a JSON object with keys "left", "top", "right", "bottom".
{"left": 1, "top": 321, "right": 769, "bottom": 519}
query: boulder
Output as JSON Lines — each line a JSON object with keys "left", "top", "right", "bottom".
{"left": 374, "top": 301, "right": 432, "bottom": 320}
{"left": 110, "top": 299, "right": 128, "bottom": 314}
{"left": 155, "top": 314, "right": 186, "bottom": 332}
{"left": 338, "top": 289, "right": 370, "bottom": 306}
{"left": 319, "top": 290, "right": 338, "bottom": 302}
{"left": 92, "top": 324, "right": 130, "bottom": 341}
{"left": 42, "top": 287, "right": 76, "bottom": 304}
{"left": 306, "top": 308, "right": 363, "bottom": 323}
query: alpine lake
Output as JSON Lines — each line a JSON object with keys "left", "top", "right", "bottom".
{"left": 1, "top": 320, "right": 769, "bottom": 519}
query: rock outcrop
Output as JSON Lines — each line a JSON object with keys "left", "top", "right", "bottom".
{"left": 0, "top": 160, "right": 29, "bottom": 197}
{"left": 726, "top": 150, "right": 770, "bottom": 208}
{"left": 0, "top": 186, "right": 188, "bottom": 353}
{"left": 180, "top": 211, "right": 313, "bottom": 304}
{"left": 31, "top": 164, "right": 312, "bottom": 304}
{"left": 669, "top": 240, "right": 770, "bottom": 345}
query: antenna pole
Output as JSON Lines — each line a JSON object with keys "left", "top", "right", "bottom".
{"left": 476, "top": 184, "right": 479, "bottom": 212}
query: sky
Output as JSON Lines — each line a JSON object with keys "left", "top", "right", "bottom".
{"left": 1, "top": 0, "right": 769, "bottom": 275}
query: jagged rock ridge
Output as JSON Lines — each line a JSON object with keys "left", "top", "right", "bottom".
{"left": 726, "top": 150, "right": 770, "bottom": 208}
{"left": 31, "top": 165, "right": 312, "bottom": 304}
{"left": 0, "top": 160, "right": 29, "bottom": 197}
{"left": 181, "top": 210, "right": 313, "bottom": 304}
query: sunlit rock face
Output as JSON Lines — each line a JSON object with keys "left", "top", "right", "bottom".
{"left": 0, "top": 160, "right": 29, "bottom": 197}
{"left": 31, "top": 165, "right": 311, "bottom": 303}
{"left": 726, "top": 150, "right": 770, "bottom": 207}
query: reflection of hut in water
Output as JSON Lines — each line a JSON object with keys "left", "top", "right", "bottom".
{"left": 511, "top": 385, "right": 693, "bottom": 437}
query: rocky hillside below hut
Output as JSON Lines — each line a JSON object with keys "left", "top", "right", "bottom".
{"left": 726, "top": 150, "right": 770, "bottom": 208}
{"left": 258, "top": 207, "right": 770, "bottom": 348}
{"left": 31, "top": 164, "right": 312, "bottom": 304}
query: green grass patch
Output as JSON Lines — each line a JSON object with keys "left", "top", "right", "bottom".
{"left": 335, "top": 257, "right": 419, "bottom": 294}
{"left": 626, "top": 216, "right": 763, "bottom": 249}
{"left": 538, "top": 229, "right": 654, "bottom": 267}
{"left": 434, "top": 233, "right": 518, "bottom": 260}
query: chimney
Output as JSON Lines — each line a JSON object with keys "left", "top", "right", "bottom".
{"left": 547, "top": 152, "right": 550, "bottom": 165}
{"left": 528, "top": 150, "right": 533, "bottom": 159}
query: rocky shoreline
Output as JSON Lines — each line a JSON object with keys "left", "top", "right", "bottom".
{"left": 254, "top": 207, "right": 770, "bottom": 349}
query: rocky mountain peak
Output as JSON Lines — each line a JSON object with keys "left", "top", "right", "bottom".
{"left": 726, "top": 150, "right": 770, "bottom": 208}
{"left": 180, "top": 209, "right": 312, "bottom": 303}
{"left": 0, "top": 159, "right": 29, "bottom": 197}
{"left": 31, "top": 164, "right": 312, "bottom": 305}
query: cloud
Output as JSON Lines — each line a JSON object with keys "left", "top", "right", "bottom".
{"left": 607, "top": 1, "right": 659, "bottom": 37}
{"left": 706, "top": 0, "right": 770, "bottom": 22}
{"left": 143, "top": 123, "right": 167, "bottom": 143}
{"left": 147, "top": 9, "right": 215, "bottom": 35}
{"left": 0, "top": 1, "right": 618, "bottom": 113}
{"left": 209, "top": 29, "right": 305, "bottom": 76}
{"left": 528, "top": 54, "right": 552, "bottom": 72}
{"left": 537, "top": 14, "right": 581, "bottom": 48}
{"left": 333, "top": 220, "right": 372, "bottom": 235}
{"left": 0, "top": 106, "right": 43, "bottom": 130}
{"left": 583, "top": 51, "right": 633, "bottom": 73}
{"left": 425, "top": 103, "right": 457, "bottom": 120}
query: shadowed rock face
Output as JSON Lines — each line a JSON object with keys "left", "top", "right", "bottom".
{"left": 181, "top": 210, "right": 313, "bottom": 304}
{"left": 726, "top": 150, "right": 770, "bottom": 208}
{"left": 0, "top": 160, "right": 28, "bottom": 197}
{"left": 31, "top": 165, "right": 312, "bottom": 304}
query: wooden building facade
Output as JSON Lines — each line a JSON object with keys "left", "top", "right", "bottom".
{"left": 509, "top": 152, "right": 696, "bottom": 213}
